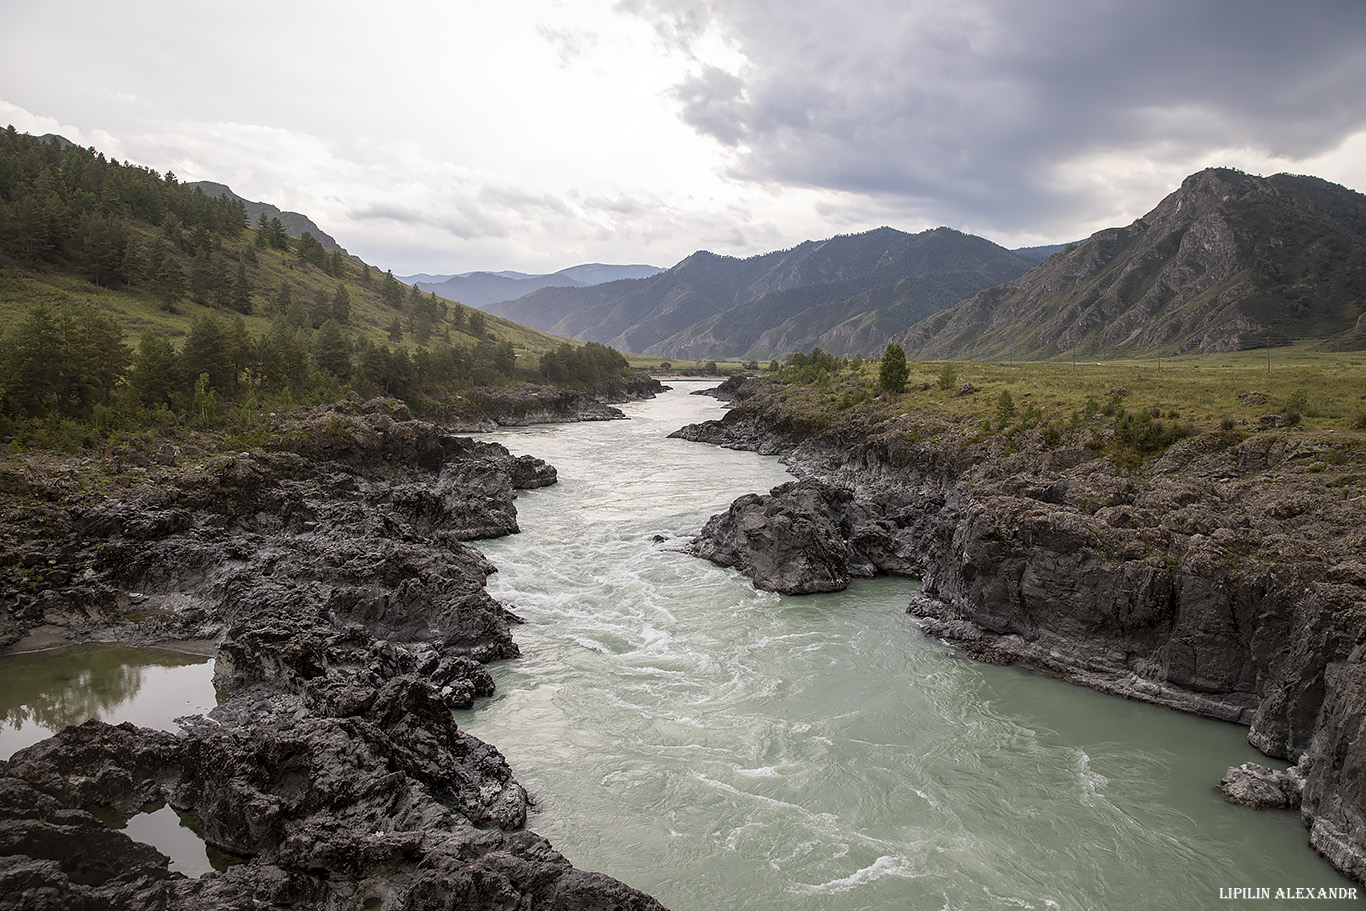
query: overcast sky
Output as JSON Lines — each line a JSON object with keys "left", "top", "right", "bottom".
{"left": 3, "top": 0, "right": 1365, "bottom": 275}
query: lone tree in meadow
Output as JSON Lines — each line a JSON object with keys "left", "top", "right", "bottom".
{"left": 879, "top": 342, "right": 908, "bottom": 394}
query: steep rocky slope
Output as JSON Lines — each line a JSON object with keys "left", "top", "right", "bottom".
{"left": 899, "top": 168, "right": 1366, "bottom": 359}
{"left": 674, "top": 375, "right": 1366, "bottom": 882}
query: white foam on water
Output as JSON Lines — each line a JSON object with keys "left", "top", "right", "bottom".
{"left": 789, "top": 854, "right": 922, "bottom": 894}
{"left": 457, "top": 383, "right": 1362, "bottom": 911}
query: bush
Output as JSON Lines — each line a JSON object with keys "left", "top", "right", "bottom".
{"left": 936, "top": 362, "right": 958, "bottom": 391}
{"left": 996, "top": 390, "right": 1016, "bottom": 426}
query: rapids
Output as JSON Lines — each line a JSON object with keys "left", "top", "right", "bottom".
{"left": 459, "top": 381, "right": 1359, "bottom": 910}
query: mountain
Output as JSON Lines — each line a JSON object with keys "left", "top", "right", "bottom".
{"left": 188, "top": 181, "right": 349, "bottom": 255}
{"left": 1012, "top": 243, "right": 1071, "bottom": 264}
{"left": 658, "top": 229, "right": 1038, "bottom": 360}
{"left": 555, "top": 263, "right": 663, "bottom": 284}
{"left": 406, "top": 263, "right": 664, "bottom": 310}
{"left": 483, "top": 227, "right": 1038, "bottom": 360}
{"left": 898, "top": 168, "right": 1366, "bottom": 359}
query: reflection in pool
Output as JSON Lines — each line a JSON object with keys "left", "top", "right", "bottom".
{"left": 0, "top": 643, "right": 217, "bottom": 759}
{"left": 121, "top": 803, "right": 246, "bottom": 877}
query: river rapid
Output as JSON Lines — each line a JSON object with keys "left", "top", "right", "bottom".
{"left": 459, "top": 381, "right": 1359, "bottom": 911}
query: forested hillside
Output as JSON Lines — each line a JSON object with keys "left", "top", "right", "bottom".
{"left": 0, "top": 129, "right": 633, "bottom": 449}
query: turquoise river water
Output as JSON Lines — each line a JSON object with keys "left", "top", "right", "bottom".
{"left": 458, "top": 380, "right": 1360, "bottom": 911}
{"left": 0, "top": 381, "right": 1359, "bottom": 906}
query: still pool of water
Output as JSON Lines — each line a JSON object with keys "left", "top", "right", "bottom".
{"left": 0, "top": 643, "right": 216, "bottom": 760}
{"left": 458, "top": 381, "right": 1361, "bottom": 911}
{"left": 1, "top": 642, "right": 222, "bottom": 875}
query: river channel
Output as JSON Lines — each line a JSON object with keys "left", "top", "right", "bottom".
{"left": 459, "top": 380, "right": 1360, "bottom": 911}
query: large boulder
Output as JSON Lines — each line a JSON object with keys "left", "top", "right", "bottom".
{"left": 688, "top": 478, "right": 873, "bottom": 594}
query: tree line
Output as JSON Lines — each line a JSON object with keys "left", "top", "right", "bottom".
{"left": 0, "top": 128, "right": 638, "bottom": 448}
{"left": 0, "top": 302, "right": 632, "bottom": 446}
{"left": 0, "top": 127, "right": 247, "bottom": 279}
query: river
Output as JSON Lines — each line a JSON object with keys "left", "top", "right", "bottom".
{"left": 458, "top": 380, "right": 1360, "bottom": 911}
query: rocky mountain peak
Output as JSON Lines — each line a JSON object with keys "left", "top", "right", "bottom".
{"left": 900, "top": 168, "right": 1366, "bottom": 359}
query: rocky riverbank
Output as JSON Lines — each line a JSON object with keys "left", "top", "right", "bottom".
{"left": 0, "top": 392, "right": 667, "bottom": 910}
{"left": 675, "top": 374, "right": 1366, "bottom": 883}
{"left": 437, "top": 376, "right": 666, "bottom": 431}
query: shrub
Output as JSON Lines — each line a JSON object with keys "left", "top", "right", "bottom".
{"left": 996, "top": 390, "right": 1016, "bottom": 426}
{"left": 936, "top": 362, "right": 959, "bottom": 391}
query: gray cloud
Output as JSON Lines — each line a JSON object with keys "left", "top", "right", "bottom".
{"left": 630, "top": 0, "right": 1366, "bottom": 237}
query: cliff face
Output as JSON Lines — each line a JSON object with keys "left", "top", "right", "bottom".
{"left": 675, "top": 376, "right": 1366, "bottom": 882}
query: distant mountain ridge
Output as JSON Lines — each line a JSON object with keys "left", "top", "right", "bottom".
{"left": 404, "top": 264, "right": 664, "bottom": 310}
{"left": 897, "top": 168, "right": 1366, "bottom": 359}
{"left": 481, "top": 227, "right": 1040, "bottom": 360}
{"left": 188, "top": 181, "right": 349, "bottom": 255}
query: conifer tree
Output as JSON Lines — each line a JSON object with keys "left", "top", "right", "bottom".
{"left": 266, "top": 216, "right": 289, "bottom": 250}
{"left": 878, "top": 342, "right": 908, "bottom": 394}
{"left": 331, "top": 283, "right": 351, "bottom": 323}
{"left": 272, "top": 278, "right": 292, "bottom": 317}
{"left": 0, "top": 305, "right": 64, "bottom": 416}
{"left": 129, "top": 330, "right": 179, "bottom": 408}
{"left": 189, "top": 247, "right": 213, "bottom": 304}
{"left": 231, "top": 260, "right": 253, "bottom": 314}
{"left": 313, "top": 320, "right": 351, "bottom": 377}
{"left": 181, "top": 312, "right": 234, "bottom": 393}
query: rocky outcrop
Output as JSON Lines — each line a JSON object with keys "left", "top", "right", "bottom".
{"left": 1221, "top": 759, "right": 1307, "bottom": 811}
{"left": 0, "top": 398, "right": 666, "bottom": 911}
{"left": 436, "top": 377, "right": 665, "bottom": 431}
{"left": 674, "top": 375, "right": 1366, "bottom": 883}
{"left": 688, "top": 479, "right": 873, "bottom": 593}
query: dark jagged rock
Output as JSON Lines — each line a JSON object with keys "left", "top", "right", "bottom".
{"left": 676, "top": 376, "right": 1366, "bottom": 883}
{"left": 0, "top": 398, "right": 667, "bottom": 911}
{"left": 687, "top": 478, "right": 874, "bottom": 594}
{"left": 1221, "top": 759, "right": 1306, "bottom": 811}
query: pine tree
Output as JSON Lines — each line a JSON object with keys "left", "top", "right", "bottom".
{"left": 180, "top": 312, "right": 234, "bottom": 393}
{"left": 271, "top": 278, "right": 292, "bottom": 317}
{"left": 381, "top": 270, "right": 403, "bottom": 307}
{"left": 189, "top": 247, "right": 213, "bottom": 304}
{"left": 67, "top": 309, "right": 131, "bottom": 408}
{"left": 130, "top": 330, "right": 179, "bottom": 408}
{"left": 148, "top": 244, "right": 187, "bottom": 310}
{"left": 231, "top": 260, "right": 253, "bottom": 314}
{"left": 878, "top": 342, "right": 908, "bottom": 394}
{"left": 467, "top": 309, "right": 486, "bottom": 338}
{"left": 331, "top": 283, "right": 351, "bottom": 323}
{"left": 0, "top": 305, "right": 64, "bottom": 416}
{"left": 312, "top": 320, "right": 351, "bottom": 377}
{"left": 121, "top": 233, "right": 145, "bottom": 289}
{"left": 266, "top": 216, "right": 289, "bottom": 250}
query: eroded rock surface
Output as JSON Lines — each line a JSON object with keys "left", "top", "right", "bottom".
{"left": 0, "top": 397, "right": 666, "bottom": 911}
{"left": 688, "top": 478, "right": 871, "bottom": 593}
